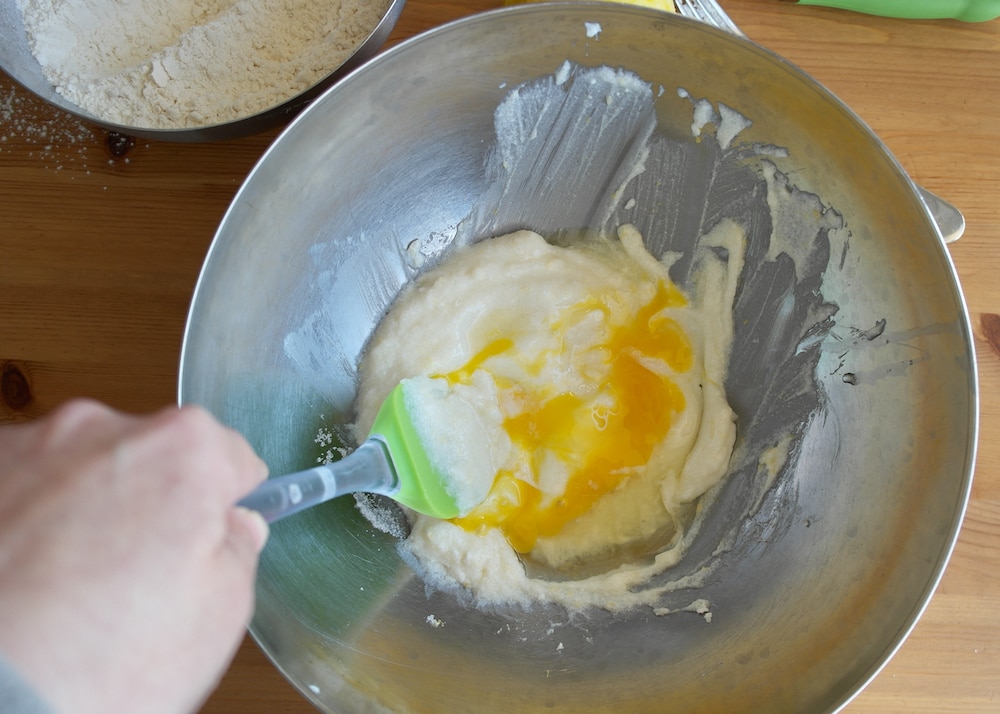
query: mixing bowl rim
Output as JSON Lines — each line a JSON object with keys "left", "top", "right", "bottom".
{"left": 177, "top": 5, "right": 981, "bottom": 712}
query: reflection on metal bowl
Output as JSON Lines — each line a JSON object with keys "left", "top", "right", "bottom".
{"left": 179, "top": 6, "right": 977, "bottom": 712}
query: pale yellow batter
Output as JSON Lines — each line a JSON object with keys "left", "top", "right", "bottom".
{"left": 354, "top": 222, "right": 744, "bottom": 611}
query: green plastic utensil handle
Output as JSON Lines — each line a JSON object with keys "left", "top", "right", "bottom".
{"left": 794, "top": 0, "right": 1000, "bottom": 21}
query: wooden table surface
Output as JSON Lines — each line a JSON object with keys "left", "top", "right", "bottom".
{"left": 1, "top": 0, "right": 997, "bottom": 711}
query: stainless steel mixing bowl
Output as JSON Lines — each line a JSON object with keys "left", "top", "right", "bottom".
{"left": 0, "top": 0, "right": 405, "bottom": 141}
{"left": 179, "top": 6, "right": 978, "bottom": 712}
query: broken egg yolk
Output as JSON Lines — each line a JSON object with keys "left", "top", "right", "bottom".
{"left": 448, "top": 279, "right": 692, "bottom": 553}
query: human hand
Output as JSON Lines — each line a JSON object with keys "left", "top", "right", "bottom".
{"left": 0, "top": 400, "right": 269, "bottom": 714}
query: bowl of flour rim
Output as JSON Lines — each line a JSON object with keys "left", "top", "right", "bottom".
{"left": 0, "top": 0, "right": 406, "bottom": 141}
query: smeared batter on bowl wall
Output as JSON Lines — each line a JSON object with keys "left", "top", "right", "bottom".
{"left": 292, "top": 59, "right": 845, "bottom": 616}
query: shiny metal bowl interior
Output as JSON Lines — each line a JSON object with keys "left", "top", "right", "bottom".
{"left": 0, "top": 0, "right": 405, "bottom": 141}
{"left": 179, "top": 6, "right": 977, "bottom": 712}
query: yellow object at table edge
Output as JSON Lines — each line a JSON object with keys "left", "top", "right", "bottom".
{"left": 504, "top": 0, "right": 676, "bottom": 11}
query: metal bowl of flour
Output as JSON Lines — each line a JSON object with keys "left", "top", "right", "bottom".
{"left": 0, "top": 0, "right": 404, "bottom": 141}
{"left": 180, "top": 6, "right": 977, "bottom": 712}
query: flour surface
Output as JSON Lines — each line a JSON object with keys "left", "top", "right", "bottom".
{"left": 15, "top": 0, "right": 390, "bottom": 128}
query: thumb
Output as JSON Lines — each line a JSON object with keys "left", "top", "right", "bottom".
{"left": 229, "top": 507, "right": 270, "bottom": 557}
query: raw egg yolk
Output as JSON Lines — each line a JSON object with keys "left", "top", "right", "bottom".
{"left": 449, "top": 280, "right": 692, "bottom": 553}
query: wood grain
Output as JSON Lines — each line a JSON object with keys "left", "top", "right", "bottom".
{"left": 1, "top": 0, "right": 997, "bottom": 711}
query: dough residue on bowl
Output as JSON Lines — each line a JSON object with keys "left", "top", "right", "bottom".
{"left": 288, "top": 58, "right": 842, "bottom": 618}
{"left": 15, "top": 0, "right": 390, "bottom": 128}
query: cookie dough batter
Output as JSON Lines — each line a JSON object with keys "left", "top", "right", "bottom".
{"left": 354, "top": 222, "right": 743, "bottom": 611}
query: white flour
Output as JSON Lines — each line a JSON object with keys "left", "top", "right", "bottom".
{"left": 15, "top": 0, "right": 390, "bottom": 129}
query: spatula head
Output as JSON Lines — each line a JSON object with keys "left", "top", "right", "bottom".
{"left": 369, "top": 383, "right": 462, "bottom": 519}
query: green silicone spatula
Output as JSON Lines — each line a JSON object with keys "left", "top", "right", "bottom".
{"left": 784, "top": 0, "right": 1000, "bottom": 21}
{"left": 237, "top": 379, "right": 485, "bottom": 523}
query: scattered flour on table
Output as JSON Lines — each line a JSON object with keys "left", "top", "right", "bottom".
{"left": 0, "top": 79, "right": 98, "bottom": 172}
{"left": 14, "top": 0, "right": 391, "bottom": 128}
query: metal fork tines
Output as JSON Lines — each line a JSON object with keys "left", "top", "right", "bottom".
{"left": 674, "top": 0, "right": 746, "bottom": 37}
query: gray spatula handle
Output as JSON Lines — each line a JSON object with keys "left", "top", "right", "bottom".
{"left": 237, "top": 439, "right": 397, "bottom": 523}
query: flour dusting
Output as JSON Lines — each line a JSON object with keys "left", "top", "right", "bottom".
{"left": 0, "top": 77, "right": 100, "bottom": 173}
